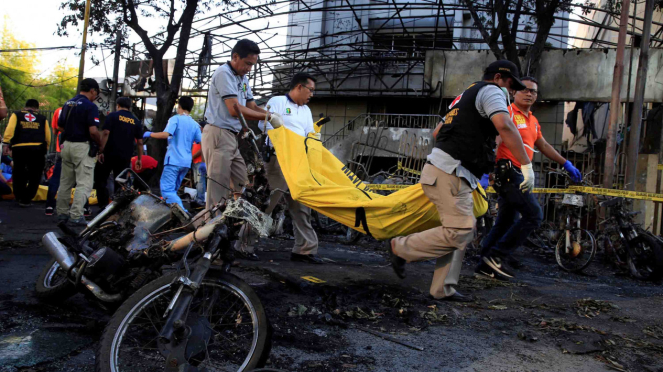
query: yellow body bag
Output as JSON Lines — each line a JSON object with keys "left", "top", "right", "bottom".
{"left": 269, "top": 127, "right": 487, "bottom": 240}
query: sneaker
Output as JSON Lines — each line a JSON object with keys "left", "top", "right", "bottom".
{"left": 45, "top": 207, "right": 55, "bottom": 216}
{"left": 483, "top": 255, "right": 515, "bottom": 278}
{"left": 474, "top": 261, "right": 510, "bottom": 281}
{"left": 84, "top": 207, "right": 92, "bottom": 217}
{"left": 67, "top": 217, "right": 88, "bottom": 227}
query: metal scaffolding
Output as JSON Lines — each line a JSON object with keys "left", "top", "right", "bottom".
{"left": 129, "top": 0, "right": 663, "bottom": 99}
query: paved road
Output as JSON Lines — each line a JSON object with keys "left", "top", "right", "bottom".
{"left": 1, "top": 201, "right": 662, "bottom": 371}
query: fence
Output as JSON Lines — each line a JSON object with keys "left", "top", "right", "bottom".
{"left": 322, "top": 113, "right": 442, "bottom": 149}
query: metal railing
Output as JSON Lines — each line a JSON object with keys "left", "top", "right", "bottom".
{"left": 322, "top": 113, "right": 442, "bottom": 149}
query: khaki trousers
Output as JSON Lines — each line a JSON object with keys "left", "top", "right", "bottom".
{"left": 56, "top": 141, "right": 95, "bottom": 220}
{"left": 392, "top": 164, "right": 475, "bottom": 299}
{"left": 201, "top": 125, "right": 248, "bottom": 211}
{"left": 265, "top": 156, "right": 318, "bottom": 255}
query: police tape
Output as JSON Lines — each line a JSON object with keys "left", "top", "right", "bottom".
{"left": 396, "top": 161, "right": 422, "bottom": 175}
{"left": 365, "top": 184, "right": 663, "bottom": 202}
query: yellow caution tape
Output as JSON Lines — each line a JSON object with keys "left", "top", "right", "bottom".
{"left": 568, "top": 186, "right": 663, "bottom": 202}
{"left": 301, "top": 276, "right": 326, "bottom": 284}
{"left": 396, "top": 161, "right": 422, "bottom": 176}
{"left": 366, "top": 183, "right": 663, "bottom": 202}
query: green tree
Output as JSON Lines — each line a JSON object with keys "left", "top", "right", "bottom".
{"left": 0, "top": 18, "right": 78, "bottom": 111}
{"left": 56, "top": 0, "right": 249, "bottom": 166}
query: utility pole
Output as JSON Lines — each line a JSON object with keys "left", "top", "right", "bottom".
{"left": 77, "top": 0, "right": 92, "bottom": 91}
{"left": 602, "top": 0, "right": 631, "bottom": 189}
{"left": 110, "top": 29, "right": 123, "bottom": 111}
{"left": 625, "top": 0, "right": 655, "bottom": 191}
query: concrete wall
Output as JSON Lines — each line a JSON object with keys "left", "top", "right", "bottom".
{"left": 425, "top": 48, "right": 663, "bottom": 102}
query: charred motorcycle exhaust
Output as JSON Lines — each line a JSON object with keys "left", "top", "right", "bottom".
{"left": 41, "top": 232, "right": 123, "bottom": 302}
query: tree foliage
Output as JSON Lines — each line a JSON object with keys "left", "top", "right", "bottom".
{"left": 462, "top": 0, "right": 580, "bottom": 77}
{"left": 56, "top": 0, "right": 243, "bottom": 166}
{"left": 0, "top": 18, "right": 78, "bottom": 111}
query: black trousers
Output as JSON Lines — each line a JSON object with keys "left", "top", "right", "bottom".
{"left": 94, "top": 156, "right": 131, "bottom": 208}
{"left": 12, "top": 146, "right": 46, "bottom": 204}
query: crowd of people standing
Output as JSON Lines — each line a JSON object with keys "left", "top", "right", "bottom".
{"left": 1, "top": 38, "right": 583, "bottom": 291}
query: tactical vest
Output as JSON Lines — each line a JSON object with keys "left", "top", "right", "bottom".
{"left": 10, "top": 110, "right": 47, "bottom": 147}
{"left": 435, "top": 81, "right": 501, "bottom": 178}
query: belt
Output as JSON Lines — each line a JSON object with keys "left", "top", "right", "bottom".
{"left": 223, "top": 128, "right": 239, "bottom": 135}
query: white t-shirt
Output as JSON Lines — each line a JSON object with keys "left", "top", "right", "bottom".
{"left": 259, "top": 95, "right": 314, "bottom": 148}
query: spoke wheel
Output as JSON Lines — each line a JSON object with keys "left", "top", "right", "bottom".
{"left": 627, "top": 234, "right": 663, "bottom": 281}
{"left": 97, "top": 271, "right": 271, "bottom": 372}
{"left": 35, "top": 258, "right": 77, "bottom": 302}
{"left": 555, "top": 228, "right": 596, "bottom": 272}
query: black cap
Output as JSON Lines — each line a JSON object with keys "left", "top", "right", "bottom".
{"left": 484, "top": 60, "right": 526, "bottom": 91}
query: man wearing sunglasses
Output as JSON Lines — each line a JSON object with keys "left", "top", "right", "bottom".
{"left": 476, "top": 76, "right": 582, "bottom": 281}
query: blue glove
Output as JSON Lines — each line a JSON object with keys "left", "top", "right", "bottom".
{"left": 563, "top": 160, "right": 582, "bottom": 183}
{"left": 142, "top": 131, "right": 152, "bottom": 140}
{"left": 479, "top": 174, "right": 490, "bottom": 189}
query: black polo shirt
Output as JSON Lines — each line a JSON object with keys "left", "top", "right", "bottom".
{"left": 102, "top": 110, "right": 143, "bottom": 160}
{"left": 59, "top": 94, "right": 100, "bottom": 142}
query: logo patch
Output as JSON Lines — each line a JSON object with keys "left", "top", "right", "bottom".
{"left": 242, "top": 83, "right": 247, "bottom": 92}
{"left": 94, "top": 117, "right": 100, "bottom": 123}
{"left": 449, "top": 93, "right": 463, "bottom": 109}
{"left": 517, "top": 123, "right": 527, "bottom": 129}
{"left": 514, "top": 115, "right": 526, "bottom": 125}
{"left": 285, "top": 108, "right": 291, "bottom": 115}
{"left": 24, "top": 113, "right": 36, "bottom": 122}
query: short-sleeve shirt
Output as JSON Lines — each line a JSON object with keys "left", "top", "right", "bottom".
{"left": 163, "top": 114, "right": 202, "bottom": 168}
{"left": 204, "top": 62, "right": 254, "bottom": 132}
{"left": 102, "top": 110, "right": 143, "bottom": 160}
{"left": 427, "top": 84, "right": 509, "bottom": 189}
{"left": 496, "top": 104, "right": 542, "bottom": 168}
{"left": 259, "top": 95, "right": 314, "bottom": 148}
{"left": 59, "top": 94, "right": 100, "bottom": 142}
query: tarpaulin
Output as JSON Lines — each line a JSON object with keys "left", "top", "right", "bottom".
{"left": 268, "top": 126, "right": 486, "bottom": 240}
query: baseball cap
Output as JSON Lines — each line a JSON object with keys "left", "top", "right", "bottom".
{"left": 484, "top": 60, "right": 526, "bottom": 91}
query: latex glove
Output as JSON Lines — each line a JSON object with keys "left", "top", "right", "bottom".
{"left": 563, "top": 160, "right": 582, "bottom": 183}
{"left": 269, "top": 113, "right": 284, "bottom": 128}
{"left": 142, "top": 131, "right": 152, "bottom": 140}
{"left": 520, "top": 163, "right": 535, "bottom": 193}
{"left": 309, "top": 132, "right": 321, "bottom": 140}
{"left": 479, "top": 173, "right": 490, "bottom": 189}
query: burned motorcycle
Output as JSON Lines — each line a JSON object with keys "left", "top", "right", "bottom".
{"left": 96, "top": 104, "right": 275, "bottom": 371}
{"left": 36, "top": 171, "right": 191, "bottom": 306}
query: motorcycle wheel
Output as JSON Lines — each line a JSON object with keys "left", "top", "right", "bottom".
{"left": 627, "top": 233, "right": 663, "bottom": 281}
{"left": 96, "top": 270, "right": 271, "bottom": 372}
{"left": 555, "top": 228, "right": 596, "bottom": 273}
{"left": 35, "top": 258, "right": 77, "bottom": 302}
